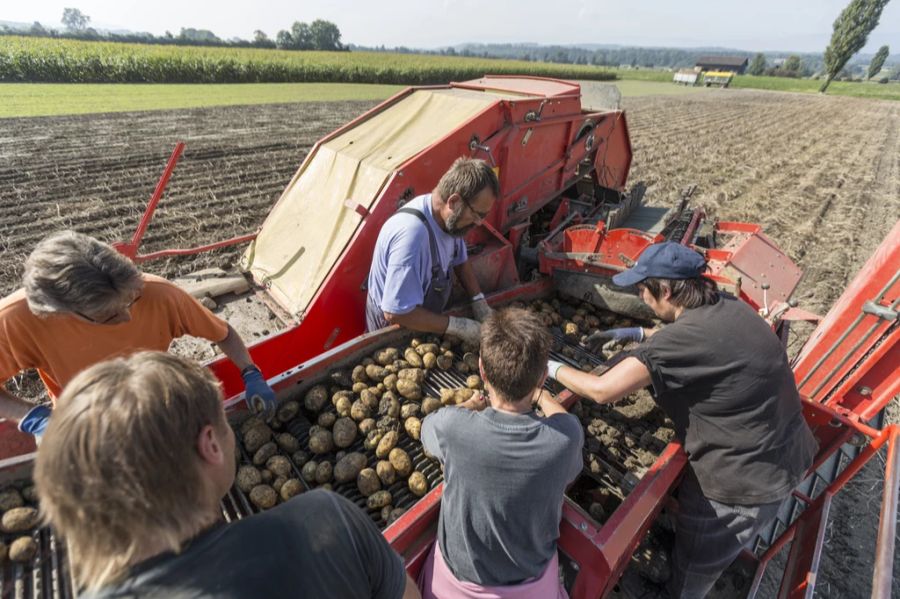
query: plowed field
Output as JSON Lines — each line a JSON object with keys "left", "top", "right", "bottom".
{"left": 1, "top": 89, "right": 898, "bottom": 597}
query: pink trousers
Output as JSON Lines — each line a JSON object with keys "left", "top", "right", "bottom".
{"left": 419, "top": 542, "right": 568, "bottom": 599}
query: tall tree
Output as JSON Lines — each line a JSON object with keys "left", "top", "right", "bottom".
{"left": 867, "top": 44, "right": 890, "bottom": 79}
{"left": 748, "top": 53, "right": 767, "bottom": 75}
{"left": 820, "top": 0, "right": 891, "bottom": 92}
{"left": 783, "top": 54, "right": 803, "bottom": 75}
{"left": 290, "top": 22, "right": 313, "bottom": 50}
{"left": 309, "top": 19, "right": 342, "bottom": 51}
{"left": 61, "top": 8, "right": 90, "bottom": 31}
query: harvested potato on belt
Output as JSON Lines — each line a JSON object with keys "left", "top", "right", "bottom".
{"left": 357, "top": 468, "right": 381, "bottom": 496}
{"left": 408, "top": 471, "right": 428, "bottom": 497}
{"left": 333, "top": 417, "right": 358, "bottom": 448}
{"left": 249, "top": 485, "right": 277, "bottom": 510}
{"left": 375, "top": 431, "right": 399, "bottom": 458}
{"left": 404, "top": 417, "right": 422, "bottom": 440}
{"left": 389, "top": 447, "right": 412, "bottom": 477}
{"left": 367, "top": 490, "right": 393, "bottom": 510}
{"left": 304, "top": 385, "right": 328, "bottom": 412}
{"left": 334, "top": 452, "right": 368, "bottom": 483}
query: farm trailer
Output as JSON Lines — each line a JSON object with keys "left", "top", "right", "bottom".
{"left": 0, "top": 76, "right": 896, "bottom": 598}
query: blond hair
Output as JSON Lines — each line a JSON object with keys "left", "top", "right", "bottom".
{"left": 436, "top": 157, "right": 499, "bottom": 203}
{"left": 34, "top": 352, "right": 225, "bottom": 591}
{"left": 23, "top": 230, "right": 143, "bottom": 316}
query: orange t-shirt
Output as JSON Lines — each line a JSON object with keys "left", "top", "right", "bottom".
{"left": 0, "top": 274, "right": 229, "bottom": 401}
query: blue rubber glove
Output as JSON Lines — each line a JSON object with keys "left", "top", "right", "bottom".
{"left": 581, "top": 327, "right": 644, "bottom": 352}
{"left": 18, "top": 404, "right": 52, "bottom": 440}
{"left": 241, "top": 366, "right": 276, "bottom": 421}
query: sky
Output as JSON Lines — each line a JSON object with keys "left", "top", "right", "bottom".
{"left": 3, "top": 0, "right": 899, "bottom": 54}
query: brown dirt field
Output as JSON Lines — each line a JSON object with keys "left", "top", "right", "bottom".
{"left": 1, "top": 90, "right": 898, "bottom": 597}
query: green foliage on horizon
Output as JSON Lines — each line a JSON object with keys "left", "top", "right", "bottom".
{"left": 868, "top": 45, "right": 890, "bottom": 79}
{"left": 821, "top": 0, "right": 891, "bottom": 92}
{"left": 0, "top": 36, "right": 618, "bottom": 84}
{"left": 748, "top": 53, "right": 767, "bottom": 76}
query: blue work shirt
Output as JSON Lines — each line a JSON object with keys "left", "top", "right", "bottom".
{"left": 367, "top": 194, "right": 468, "bottom": 315}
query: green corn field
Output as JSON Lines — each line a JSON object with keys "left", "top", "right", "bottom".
{"left": 0, "top": 36, "right": 618, "bottom": 84}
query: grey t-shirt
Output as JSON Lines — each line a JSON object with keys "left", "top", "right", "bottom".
{"left": 421, "top": 406, "right": 583, "bottom": 586}
{"left": 81, "top": 490, "right": 406, "bottom": 599}
{"left": 631, "top": 294, "right": 818, "bottom": 505}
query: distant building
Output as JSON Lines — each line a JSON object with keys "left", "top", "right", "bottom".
{"left": 695, "top": 56, "right": 749, "bottom": 74}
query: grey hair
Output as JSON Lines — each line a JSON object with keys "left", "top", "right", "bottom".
{"left": 23, "top": 231, "right": 143, "bottom": 316}
{"left": 436, "top": 157, "right": 500, "bottom": 203}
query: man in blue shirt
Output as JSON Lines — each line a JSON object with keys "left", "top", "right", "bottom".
{"left": 366, "top": 158, "right": 498, "bottom": 344}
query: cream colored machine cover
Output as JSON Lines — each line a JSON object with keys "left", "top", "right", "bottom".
{"left": 242, "top": 88, "right": 502, "bottom": 318}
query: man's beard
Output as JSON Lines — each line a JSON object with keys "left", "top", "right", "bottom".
{"left": 445, "top": 204, "right": 474, "bottom": 238}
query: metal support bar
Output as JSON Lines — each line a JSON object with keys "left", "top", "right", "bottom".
{"left": 872, "top": 425, "right": 900, "bottom": 598}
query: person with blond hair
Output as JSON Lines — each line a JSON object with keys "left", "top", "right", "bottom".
{"left": 0, "top": 230, "right": 275, "bottom": 437}
{"left": 418, "top": 307, "right": 582, "bottom": 599}
{"left": 366, "top": 157, "right": 499, "bottom": 345}
{"left": 35, "top": 351, "right": 421, "bottom": 598}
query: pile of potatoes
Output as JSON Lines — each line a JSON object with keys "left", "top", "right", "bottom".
{"left": 297, "top": 334, "right": 483, "bottom": 524}
{"left": 0, "top": 485, "right": 40, "bottom": 563}
{"left": 235, "top": 401, "right": 308, "bottom": 511}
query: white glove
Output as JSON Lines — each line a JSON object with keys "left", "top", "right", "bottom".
{"left": 471, "top": 293, "right": 493, "bottom": 322}
{"left": 446, "top": 316, "right": 482, "bottom": 345}
{"left": 547, "top": 360, "right": 566, "bottom": 381}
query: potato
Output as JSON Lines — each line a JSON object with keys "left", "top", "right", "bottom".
{"left": 466, "top": 375, "right": 483, "bottom": 390}
{"left": 408, "top": 471, "right": 429, "bottom": 497}
{"left": 334, "top": 396, "right": 353, "bottom": 418}
{"left": 462, "top": 352, "right": 480, "bottom": 372}
{"left": 381, "top": 505, "right": 394, "bottom": 523}
{"left": 404, "top": 417, "right": 422, "bottom": 440}
{"left": 280, "top": 479, "right": 304, "bottom": 501}
{"left": 1, "top": 507, "right": 38, "bottom": 533}
{"left": 315, "top": 461, "right": 333, "bottom": 485}
{"left": 388, "top": 507, "right": 406, "bottom": 524}
{"left": 455, "top": 361, "right": 470, "bottom": 374}
{"left": 439, "top": 388, "right": 456, "bottom": 406}
{"left": 292, "top": 450, "right": 310, "bottom": 467}
{"left": 396, "top": 379, "right": 423, "bottom": 401}
{"left": 236, "top": 466, "right": 263, "bottom": 493}
{"left": 357, "top": 468, "right": 382, "bottom": 496}
{"left": 359, "top": 388, "right": 379, "bottom": 410}
{"left": 456, "top": 389, "right": 477, "bottom": 404}
{"left": 377, "top": 415, "right": 400, "bottom": 431}
{"left": 400, "top": 403, "right": 421, "bottom": 419}
{"left": 315, "top": 413, "right": 335, "bottom": 429}
{"left": 416, "top": 343, "right": 440, "bottom": 356}
{"left": 348, "top": 399, "right": 370, "bottom": 422}
{"left": 240, "top": 415, "right": 264, "bottom": 435}
{"left": 397, "top": 368, "right": 426, "bottom": 384}
{"left": 410, "top": 338, "right": 422, "bottom": 348}
{"left": 564, "top": 322, "right": 579, "bottom": 336}
{"left": 308, "top": 430, "right": 334, "bottom": 454}
{"left": 436, "top": 353, "right": 453, "bottom": 370}
{"left": 383, "top": 373, "right": 398, "bottom": 391}
{"left": 250, "top": 485, "right": 278, "bottom": 509}
{"left": 379, "top": 396, "right": 401, "bottom": 419}
{"left": 20, "top": 486, "right": 37, "bottom": 504}
{"left": 392, "top": 359, "right": 412, "bottom": 370}
{"left": 358, "top": 418, "right": 376, "bottom": 435}
{"left": 275, "top": 433, "right": 300, "bottom": 453}
{"left": 333, "top": 417, "right": 358, "bottom": 448}
{"left": 304, "top": 385, "right": 329, "bottom": 412}
{"left": 422, "top": 397, "right": 442, "bottom": 415}
{"left": 351, "top": 365, "right": 369, "bottom": 383}
{"left": 374, "top": 347, "right": 399, "bottom": 366}
{"left": 0, "top": 488, "right": 24, "bottom": 512}
{"left": 8, "top": 537, "right": 36, "bottom": 562}
{"left": 388, "top": 448, "right": 413, "bottom": 477}
{"left": 364, "top": 429, "right": 384, "bottom": 451}
{"left": 404, "top": 348, "right": 424, "bottom": 368}
{"left": 252, "top": 442, "right": 278, "bottom": 466}
{"left": 260, "top": 469, "right": 274, "bottom": 484}
{"left": 334, "top": 452, "right": 368, "bottom": 483}
{"left": 375, "top": 431, "right": 399, "bottom": 459}
{"left": 301, "top": 461, "right": 318, "bottom": 482}
{"left": 267, "top": 455, "right": 293, "bottom": 477}
{"left": 243, "top": 424, "right": 272, "bottom": 454}
{"left": 367, "top": 490, "right": 393, "bottom": 510}
{"left": 365, "top": 364, "right": 388, "bottom": 382}
{"left": 376, "top": 460, "right": 397, "bottom": 485}
{"left": 422, "top": 352, "right": 437, "bottom": 369}
{"left": 276, "top": 401, "right": 301, "bottom": 423}
{"left": 272, "top": 476, "right": 287, "bottom": 493}
{"left": 352, "top": 382, "right": 368, "bottom": 394}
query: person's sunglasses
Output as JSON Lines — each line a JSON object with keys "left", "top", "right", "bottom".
{"left": 462, "top": 197, "right": 490, "bottom": 221}
{"left": 75, "top": 295, "right": 141, "bottom": 324}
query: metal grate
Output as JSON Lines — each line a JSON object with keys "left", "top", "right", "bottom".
{"left": 0, "top": 526, "right": 76, "bottom": 599}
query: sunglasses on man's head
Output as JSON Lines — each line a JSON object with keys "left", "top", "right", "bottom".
{"left": 75, "top": 295, "right": 141, "bottom": 324}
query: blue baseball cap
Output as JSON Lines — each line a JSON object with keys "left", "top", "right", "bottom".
{"left": 612, "top": 242, "right": 706, "bottom": 287}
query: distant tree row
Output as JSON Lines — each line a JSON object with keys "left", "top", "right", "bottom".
{"left": 1, "top": 8, "right": 346, "bottom": 52}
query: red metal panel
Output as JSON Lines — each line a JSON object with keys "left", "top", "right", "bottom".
{"left": 459, "top": 75, "right": 582, "bottom": 98}
{"left": 777, "top": 492, "right": 831, "bottom": 599}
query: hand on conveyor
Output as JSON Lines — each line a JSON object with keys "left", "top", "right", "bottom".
{"left": 241, "top": 365, "right": 277, "bottom": 421}
{"left": 470, "top": 293, "right": 493, "bottom": 322}
{"left": 581, "top": 327, "right": 644, "bottom": 352}
{"left": 18, "top": 403, "right": 51, "bottom": 442}
{"left": 446, "top": 315, "right": 482, "bottom": 345}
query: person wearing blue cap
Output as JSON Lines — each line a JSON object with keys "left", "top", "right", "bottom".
{"left": 546, "top": 241, "right": 817, "bottom": 599}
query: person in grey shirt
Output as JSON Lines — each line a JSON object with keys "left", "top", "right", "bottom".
{"left": 420, "top": 307, "right": 583, "bottom": 598}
